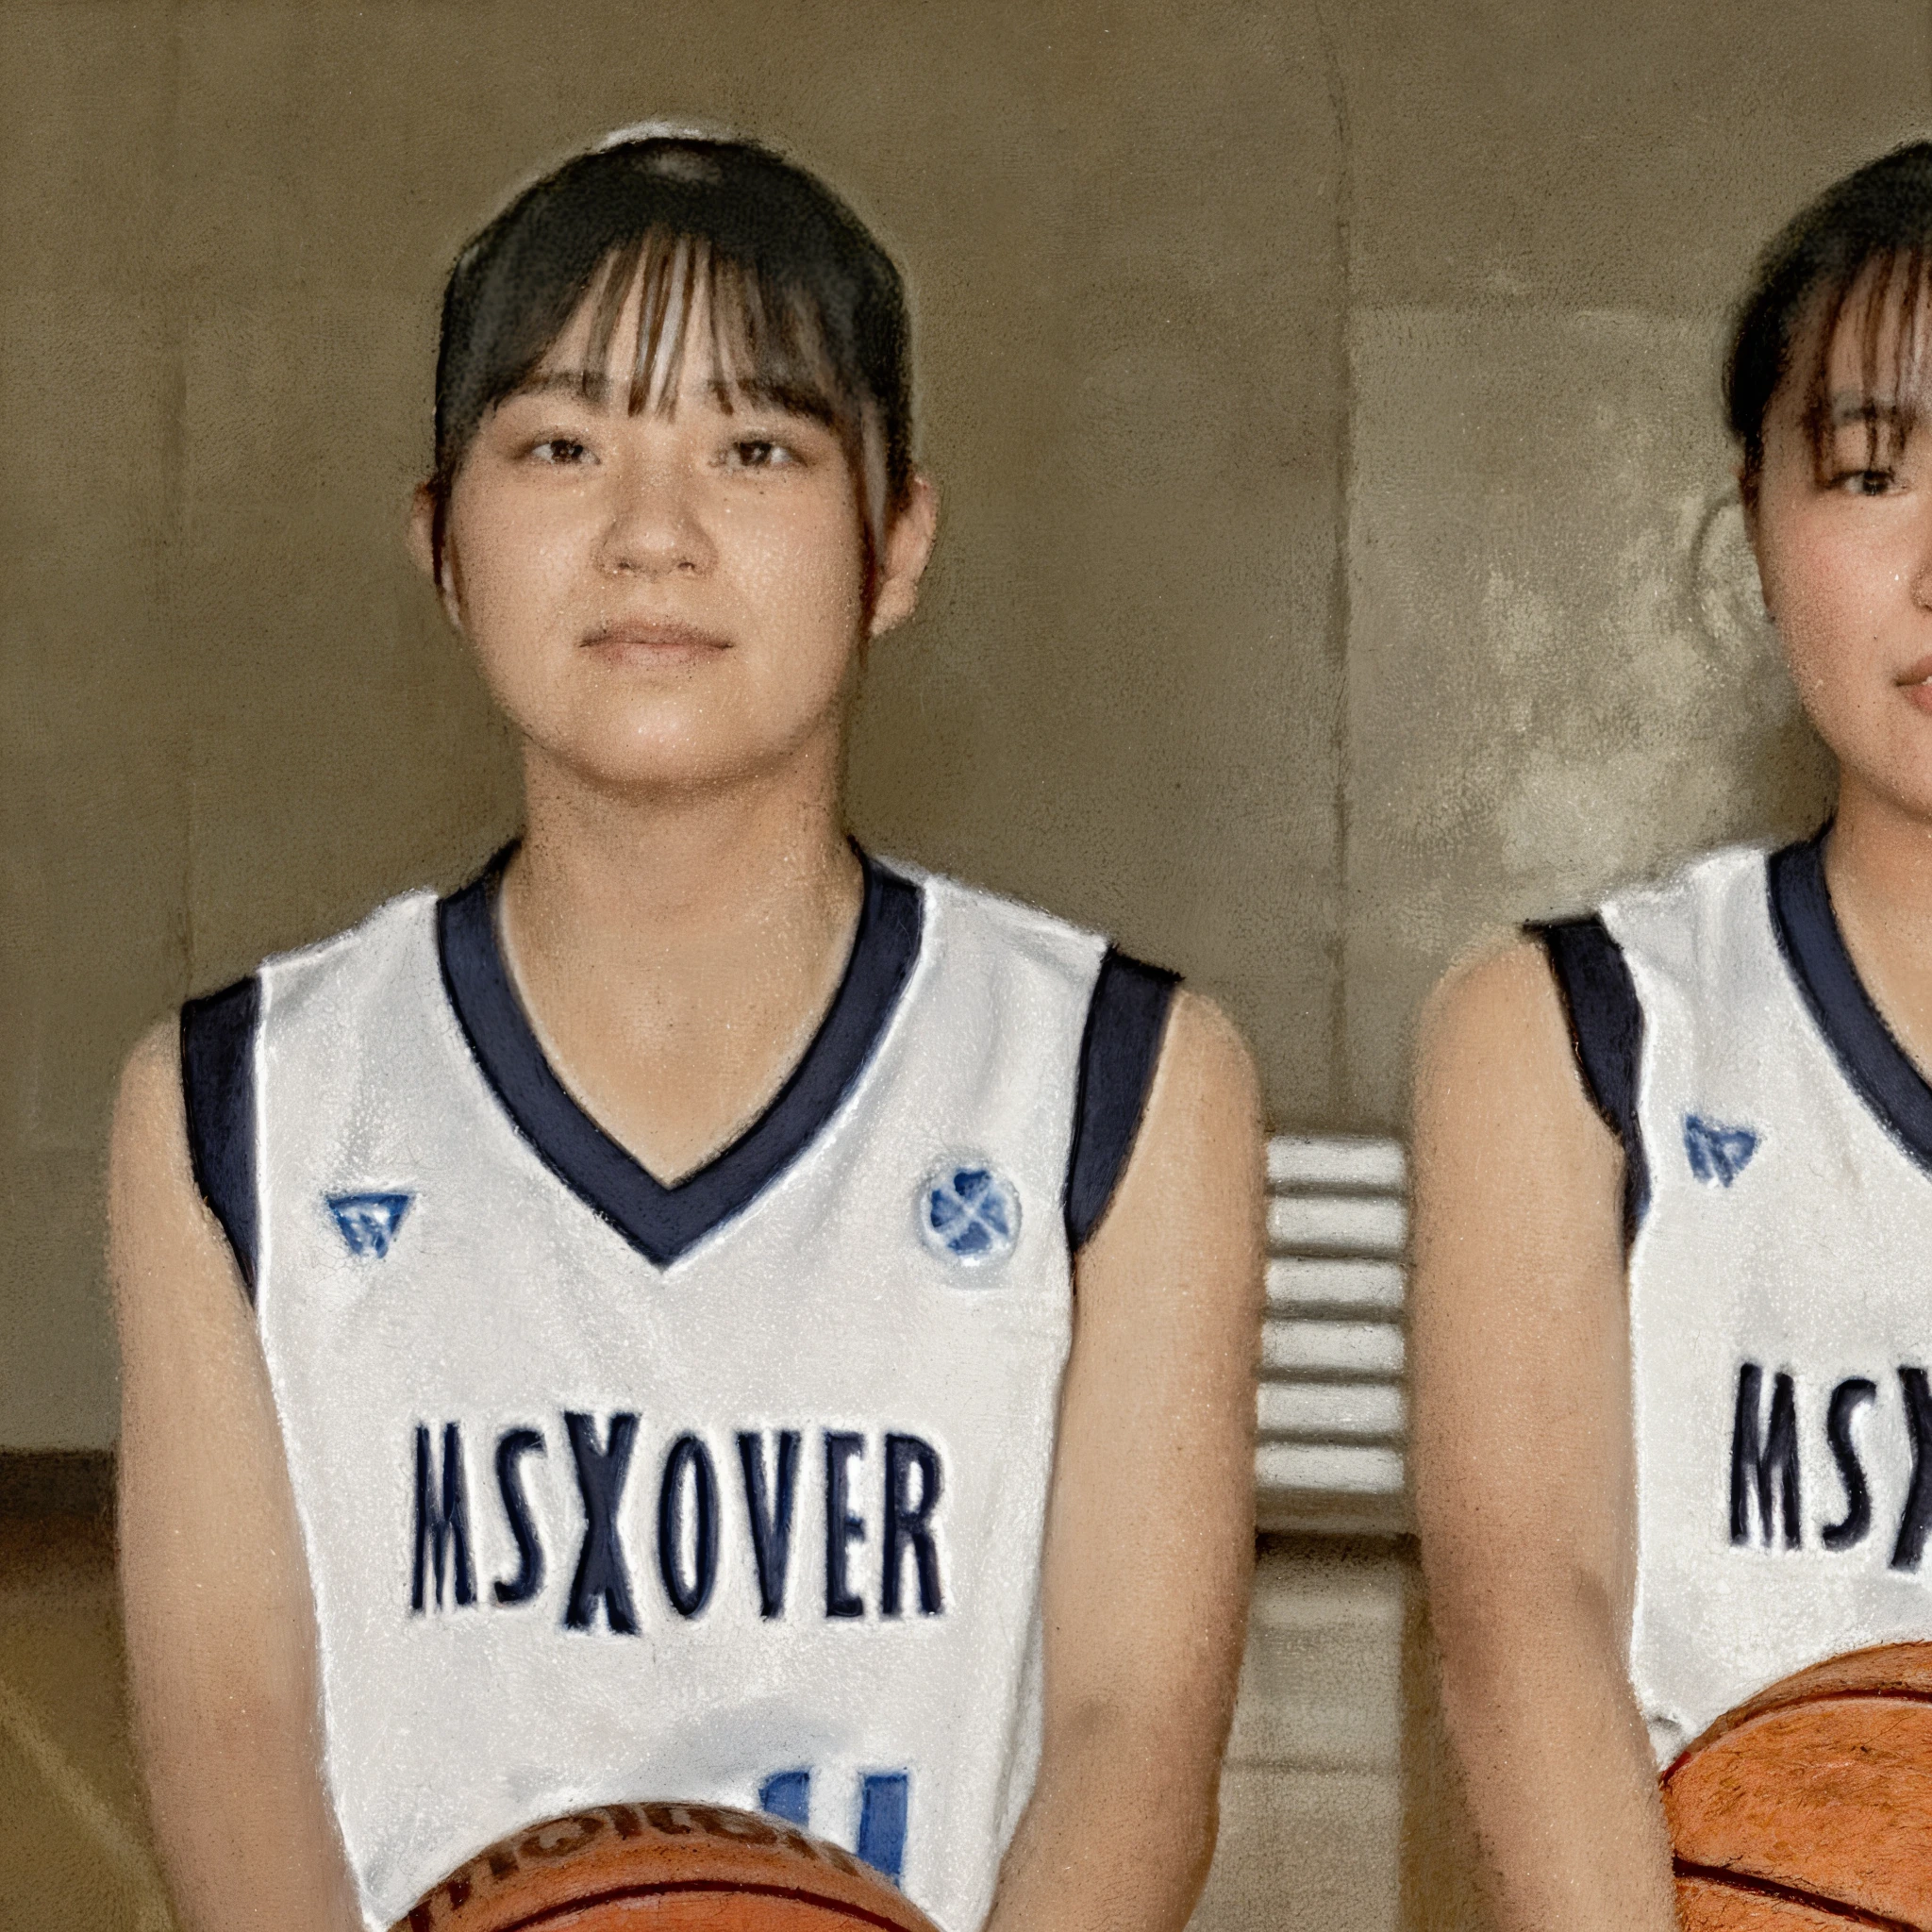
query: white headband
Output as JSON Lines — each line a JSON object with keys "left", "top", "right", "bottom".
{"left": 595, "top": 118, "right": 743, "bottom": 151}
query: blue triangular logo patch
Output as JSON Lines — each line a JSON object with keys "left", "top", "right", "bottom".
{"left": 1683, "top": 1115, "right": 1757, "bottom": 1188}
{"left": 326, "top": 1191, "right": 413, "bottom": 1258}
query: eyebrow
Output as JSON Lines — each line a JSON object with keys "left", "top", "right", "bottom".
{"left": 507, "top": 368, "right": 839, "bottom": 427}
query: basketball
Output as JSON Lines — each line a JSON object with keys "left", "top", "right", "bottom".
{"left": 1662, "top": 1642, "right": 1932, "bottom": 1929}
{"left": 390, "top": 1802, "right": 945, "bottom": 1932}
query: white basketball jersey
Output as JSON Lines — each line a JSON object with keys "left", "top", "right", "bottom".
{"left": 178, "top": 852, "right": 1176, "bottom": 1932}
{"left": 1547, "top": 835, "right": 1932, "bottom": 1764}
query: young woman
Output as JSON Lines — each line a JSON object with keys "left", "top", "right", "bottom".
{"left": 1414, "top": 141, "right": 1932, "bottom": 1931}
{"left": 109, "top": 131, "right": 1262, "bottom": 1932}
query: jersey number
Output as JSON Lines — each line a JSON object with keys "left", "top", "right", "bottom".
{"left": 758, "top": 1769, "right": 909, "bottom": 1883}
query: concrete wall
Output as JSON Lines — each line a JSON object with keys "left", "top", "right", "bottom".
{"left": 1336, "top": 0, "right": 1924, "bottom": 1127}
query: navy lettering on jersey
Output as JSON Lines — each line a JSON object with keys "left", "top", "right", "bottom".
{"left": 658, "top": 1434, "right": 720, "bottom": 1619}
{"left": 739, "top": 1430, "right": 800, "bottom": 1620}
{"left": 824, "top": 1431, "right": 867, "bottom": 1619}
{"left": 1730, "top": 1363, "right": 1801, "bottom": 1550}
{"left": 1890, "top": 1367, "right": 1932, "bottom": 1572}
{"left": 492, "top": 1427, "right": 546, "bottom": 1606}
{"left": 412, "top": 1423, "right": 476, "bottom": 1612}
{"left": 882, "top": 1433, "right": 944, "bottom": 1617}
{"left": 408, "top": 1414, "right": 950, "bottom": 1624}
{"left": 563, "top": 1410, "right": 640, "bottom": 1634}
{"left": 1821, "top": 1378, "right": 1877, "bottom": 1552}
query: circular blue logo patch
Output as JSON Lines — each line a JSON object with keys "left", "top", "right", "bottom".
{"left": 918, "top": 1160, "right": 1021, "bottom": 1268}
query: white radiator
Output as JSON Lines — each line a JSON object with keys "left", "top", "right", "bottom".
{"left": 1257, "top": 1134, "right": 1408, "bottom": 1535}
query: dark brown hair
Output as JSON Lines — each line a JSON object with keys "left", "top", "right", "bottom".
{"left": 1726, "top": 142, "right": 1932, "bottom": 503}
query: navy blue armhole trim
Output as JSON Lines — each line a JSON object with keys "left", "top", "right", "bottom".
{"left": 179, "top": 975, "right": 261, "bottom": 1303}
{"left": 1065, "top": 949, "right": 1181, "bottom": 1252}
{"left": 1769, "top": 829, "right": 1932, "bottom": 1172}
{"left": 1528, "top": 916, "right": 1649, "bottom": 1243}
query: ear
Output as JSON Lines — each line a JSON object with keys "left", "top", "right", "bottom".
{"left": 408, "top": 483, "right": 463, "bottom": 630}
{"left": 867, "top": 473, "right": 940, "bottom": 639}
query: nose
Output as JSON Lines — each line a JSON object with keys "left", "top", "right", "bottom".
{"left": 597, "top": 454, "right": 715, "bottom": 579}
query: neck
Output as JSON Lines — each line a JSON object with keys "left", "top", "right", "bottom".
{"left": 1823, "top": 774, "right": 1932, "bottom": 1073}
{"left": 491, "top": 734, "right": 867, "bottom": 1184}
{"left": 506, "top": 731, "right": 857, "bottom": 954}
{"left": 1824, "top": 776, "right": 1932, "bottom": 934}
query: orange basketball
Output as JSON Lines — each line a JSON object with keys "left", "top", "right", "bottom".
{"left": 1662, "top": 1642, "right": 1932, "bottom": 1929}
{"left": 391, "top": 1801, "right": 943, "bottom": 1932}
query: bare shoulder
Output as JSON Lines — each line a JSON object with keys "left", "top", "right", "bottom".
{"left": 113, "top": 1015, "right": 184, "bottom": 1157}
{"left": 109, "top": 1018, "right": 197, "bottom": 1280}
{"left": 110, "top": 1012, "right": 221, "bottom": 1278}
{"left": 1149, "top": 986, "right": 1261, "bottom": 1136}
{"left": 109, "top": 1010, "right": 252, "bottom": 1368}
{"left": 1087, "top": 987, "right": 1261, "bottom": 1274}
{"left": 1017, "top": 991, "right": 1258, "bottom": 1932}
{"left": 1416, "top": 930, "right": 1573, "bottom": 1090}
{"left": 1048, "top": 987, "right": 1258, "bottom": 1700}
{"left": 1408, "top": 926, "right": 1628, "bottom": 1459}
{"left": 111, "top": 1018, "right": 361, "bottom": 1928}
{"left": 1073, "top": 986, "right": 1263, "bottom": 1368}
{"left": 1412, "top": 930, "right": 1610, "bottom": 1184}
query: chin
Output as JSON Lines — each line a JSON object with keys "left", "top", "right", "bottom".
{"left": 1841, "top": 743, "right": 1932, "bottom": 828}
{"left": 558, "top": 718, "right": 806, "bottom": 799}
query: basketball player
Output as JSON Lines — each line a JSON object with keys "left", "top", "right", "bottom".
{"left": 108, "top": 133, "right": 1262, "bottom": 1932}
{"left": 1412, "top": 142, "right": 1932, "bottom": 1931}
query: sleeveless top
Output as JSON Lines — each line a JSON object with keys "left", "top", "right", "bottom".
{"left": 1537, "top": 833, "right": 1932, "bottom": 1763}
{"left": 180, "top": 850, "right": 1176, "bottom": 1930}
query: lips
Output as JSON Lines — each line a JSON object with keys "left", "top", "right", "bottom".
{"left": 1897, "top": 656, "right": 1932, "bottom": 716}
{"left": 583, "top": 618, "right": 730, "bottom": 658}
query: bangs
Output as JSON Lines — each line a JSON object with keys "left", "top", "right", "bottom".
{"left": 566, "top": 231, "right": 848, "bottom": 431}
{"left": 1802, "top": 245, "right": 1932, "bottom": 475}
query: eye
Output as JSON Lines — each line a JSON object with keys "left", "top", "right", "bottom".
{"left": 724, "top": 436, "right": 798, "bottom": 472}
{"left": 525, "top": 436, "right": 593, "bottom": 467}
{"left": 1836, "top": 466, "right": 1900, "bottom": 497}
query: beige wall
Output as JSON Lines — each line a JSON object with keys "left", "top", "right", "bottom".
{"left": 0, "top": 6, "right": 1925, "bottom": 1460}
{"left": 1336, "top": 0, "right": 1925, "bottom": 1127}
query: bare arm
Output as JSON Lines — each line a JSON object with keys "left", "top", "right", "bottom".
{"left": 111, "top": 1022, "right": 365, "bottom": 1932}
{"left": 1410, "top": 940, "right": 1675, "bottom": 1932}
{"left": 983, "top": 991, "right": 1263, "bottom": 1932}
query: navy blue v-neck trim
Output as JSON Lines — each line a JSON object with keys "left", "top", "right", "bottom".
{"left": 437, "top": 847, "right": 924, "bottom": 1266}
{"left": 1769, "top": 828, "right": 1932, "bottom": 1173}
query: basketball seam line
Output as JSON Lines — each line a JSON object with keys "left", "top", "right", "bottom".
{"left": 1726, "top": 1687, "right": 1932, "bottom": 1715}
{"left": 1665, "top": 1686, "right": 1932, "bottom": 1775}
{"left": 488, "top": 1877, "right": 923, "bottom": 1932}
{"left": 1674, "top": 1857, "right": 1931, "bottom": 1932}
